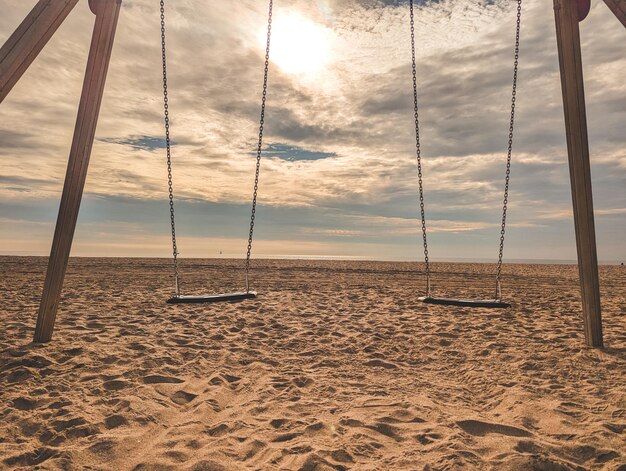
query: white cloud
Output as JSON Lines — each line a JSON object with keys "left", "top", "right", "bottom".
{"left": 0, "top": 0, "right": 624, "bottom": 260}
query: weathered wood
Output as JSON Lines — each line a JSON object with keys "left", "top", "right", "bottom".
{"left": 0, "top": 0, "right": 79, "bottom": 103}
{"left": 553, "top": 0, "right": 603, "bottom": 347}
{"left": 602, "top": 0, "right": 626, "bottom": 27}
{"left": 34, "top": 0, "right": 122, "bottom": 343}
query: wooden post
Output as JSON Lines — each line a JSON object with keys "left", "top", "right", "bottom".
{"left": 0, "top": 0, "right": 79, "bottom": 104}
{"left": 553, "top": 0, "right": 603, "bottom": 347}
{"left": 34, "top": 0, "right": 122, "bottom": 343}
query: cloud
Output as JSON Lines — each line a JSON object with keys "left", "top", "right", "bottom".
{"left": 0, "top": 0, "right": 624, "bottom": 261}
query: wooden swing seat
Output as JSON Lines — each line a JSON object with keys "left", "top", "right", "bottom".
{"left": 167, "top": 291, "right": 257, "bottom": 304}
{"left": 419, "top": 296, "right": 511, "bottom": 309}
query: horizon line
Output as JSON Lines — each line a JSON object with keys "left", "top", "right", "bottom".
{"left": 0, "top": 253, "right": 623, "bottom": 265}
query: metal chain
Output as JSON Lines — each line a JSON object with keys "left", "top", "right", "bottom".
{"left": 160, "top": 0, "right": 181, "bottom": 295}
{"left": 244, "top": 0, "right": 273, "bottom": 292}
{"left": 409, "top": 0, "right": 431, "bottom": 296}
{"left": 495, "top": 0, "right": 522, "bottom": 300}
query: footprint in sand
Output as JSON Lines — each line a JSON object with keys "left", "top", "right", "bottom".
{"left": 206, "top": 423, "right": 229, "bottom": 437}
{"left": 3, "top": 447, "right": 59, "bottom": 467}
{"left": 456, "top": 419, "right": 532, "bottom": 437}
{"left": 292, "top": 376, "right": 314, "bottom": 388}
{"left": 205, "top": 399, "right": 221, "bottom": 412}
{"left": 88, "top": 439, "right": 116, "bottom": 456}
{"left": 328, "top": 449, "right": 355, "bottom": 463}
{"left": 100, "top": 355, "right": 119, "bottom": 365}
{"left": 340, "top": 418, "right": 365, "bottom": 428}
{"left": 271, "top": 432, "right": 302, "bottom": 442}
{"left": 271, "top": 380, "right": 290, "bottom": 390}
{"left": 223, "top": 374, "right": 241, "bottom": 384}
{"left": 52, "top": 417, "right": 87, "bottom": 432}
{"left": 163, "top": 449, "right": 189, "bottom": 463}
{"left": 7, "top": 368, "right": 33, "bottom": 383}
{"left": 305, "top": 422, "right": 325, "bottom": 433}
{"left": 39, "top": 429, "right": 66, "bottom": 447}
{"left": 12, "top": 397, "right": 37, "bottom": 410}
{"left": 171, "top": 391, "right": 198, "bottom": 405}
{"left": 143, "top": 375, "right": 184, "bottom": 384}
{"left": 103, "top": 379, "right": 129, "bottom": 391}
{"left": 270, "top": 418, "right": 288, "bottom": 429}
{"left": 363, "top": 359, "right": 398, "bottom": 369}
{"left": 242, "top": 439, "right": 266, "bottom": 460}
{"left": 104, "top": 414, "right": 128, "bottom": 429}
{"left": 208, "top": 376, "right": 224, "bottom": 386}
{"left": 366, "top": 422, "right": 403, "bottom": 441}
{"left": 339, "top": 417, "right": 403, "bottom": 442}
{"left": 377, "top": 412, "right": 426, "bottom": 424}
{"left": 415, "top": 432, "right": 442, "bottom": 445}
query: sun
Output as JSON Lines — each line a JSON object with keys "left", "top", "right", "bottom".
{"left": 261, "top": 12, "right": 331, "bottom": 77}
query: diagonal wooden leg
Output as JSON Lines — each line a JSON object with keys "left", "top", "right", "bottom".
{"left": 0, "top": 0, "right": 79, "bottom": 104}
{"left": 602, "top": 0, "right": 626, "bottom": 27}
{"left": 553, "top": 0, "right": 603, "bottom": 347}
{"left": 34, "top": 0, "right": 122, "bottom": 343}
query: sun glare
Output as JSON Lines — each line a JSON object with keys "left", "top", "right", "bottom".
{"left": 262, "top": 12, "right": 331, "bottom": 77}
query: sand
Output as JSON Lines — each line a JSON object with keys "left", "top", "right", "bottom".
{"left": 0, "top": 256, "right": 624, "bottom": 470}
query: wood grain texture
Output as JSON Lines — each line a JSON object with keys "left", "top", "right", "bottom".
{"left": 34, "top": 0, "right": 122, "bottom": 343}
{"left": 0, "top": 0, "right": 79, "bottom": 103}
{"left": 553, "top": 0, "right": 603, "bottom": 347}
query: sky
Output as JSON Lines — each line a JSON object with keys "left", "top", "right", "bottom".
{"left": 0, "top": 0, "right": 624, "bottom": 262}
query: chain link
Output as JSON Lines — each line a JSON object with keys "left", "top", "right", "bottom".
{"left": 160, "top": 0, "right": 180, "bottom": 295}
{"left": 410, "top": 0, "right": 521, "bottom": 300}
{"left": 409, "top": 0, "right": 431, "bottom": 296}
{"left": 495, "top": 0, "right": 522, "bottom": 299}
{"left": 244, "top": 0, "right": 273, "bottom": 292}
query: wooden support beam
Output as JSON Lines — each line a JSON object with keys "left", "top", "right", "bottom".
{"left": 553, "top": 0, "right": 603, "bottom": 347}
{"left": 0, "top": 0, "right": 79, "bottom": 104}
{"left": 34, "top": 0, "right": 122, "bottom": 343}
{"left": 602, "top": 0, "right": 626, "bottom": 27}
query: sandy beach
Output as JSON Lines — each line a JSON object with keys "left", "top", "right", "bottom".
{"left": 0, "top": 256, "right": 624, "bottom": 470}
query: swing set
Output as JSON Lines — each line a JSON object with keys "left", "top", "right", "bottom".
{"left": 0, "top": 0, "right": 621, "bottom": 346}
{"left": 159, "top": 0, "right": 517, "bottom": 307}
